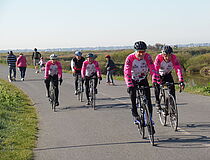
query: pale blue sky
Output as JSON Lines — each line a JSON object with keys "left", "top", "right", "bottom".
{"left": 0, "top": 0, "right": 210, "bottom": 49}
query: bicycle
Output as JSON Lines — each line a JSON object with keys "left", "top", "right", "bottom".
{"left": 77, "top": 74, "right": 83, "bottom": 102}
{"left": 157, "top": 82, "right": 182, "bottom": 131}
{"left": 135, "top": 85, "right": 155, "bottom": 146}
{"left": 89, "top": 76, "right": 97, "bottom": 110}
{"left": 49, "top": 81, "right": 56, "bottom": 112}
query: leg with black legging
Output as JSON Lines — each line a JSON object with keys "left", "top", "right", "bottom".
{"left": 52, "top": 75, "right": 59, "bottom": 102}
{"left": 154, "top": 84, "right": 160, "bottom": 104}
{"left": 129, "top": 81, "right": 138, "bottom": 117}
{"left": 74, "top": 74, "right": 79, "bottom": 91}
{"left": 163, "top": 73, "right": 176, "bottom": 101}
{"left": 85, "top": 78, "right": 90, "bottom": 101}
{"left": 45, "top": 77, "right": 51, "bottom": 97}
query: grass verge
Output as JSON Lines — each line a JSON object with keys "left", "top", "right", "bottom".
{"left": 0, "top": 79, "right": 38, "bottom": 160}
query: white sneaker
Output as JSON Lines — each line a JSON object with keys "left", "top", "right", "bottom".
{"left": 21, "top": 78, "right": 24, "bottom": 81}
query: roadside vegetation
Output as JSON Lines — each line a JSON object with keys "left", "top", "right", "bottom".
{"left": 0, "top": 46, "right": 209, "bottom": 95}
{"left": 0, "top": 79, "right": 37, "bottom": 160}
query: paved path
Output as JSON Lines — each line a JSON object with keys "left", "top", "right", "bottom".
{"left": 0, "top": 64, "right": 210, "bottom": 160}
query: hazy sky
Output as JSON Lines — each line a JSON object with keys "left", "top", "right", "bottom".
{"left": 0, "top": 0, "right": 210, "bottom": 49}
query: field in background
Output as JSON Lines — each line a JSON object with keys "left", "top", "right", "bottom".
{"left": 0, "top": 46, "right": 210, "bottom": 95}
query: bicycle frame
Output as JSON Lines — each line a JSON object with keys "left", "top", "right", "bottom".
{"left": 49, "top": 81, "right": 56, "bottom": 112}
{"left": 158, "top": 82, "right": 180, "bottom": 131}
{"left": 136, "top": 85, "right": 155, "bottom": 146}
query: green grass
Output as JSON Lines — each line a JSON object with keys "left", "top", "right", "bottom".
{"left": 0, "top": 79, "right": 38, "bottom": 160}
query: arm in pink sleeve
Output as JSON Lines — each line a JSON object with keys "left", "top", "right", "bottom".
{"left": 94, "top": 61, "right": 101, "bottom": 77}
{"left": 45, "top": 61, "right": 50, "bottom": 79}
{"left": 124, "top": 55, "right": 134, "bottom": 87}
{"left": 81, "top": 61, "right": 86, "bottom": 78}
{"left": 145, "top": 54, "right": 160, "bottom": 83}
{"left": 172, "top": 55, "right": 184, "bottom": 82}
{"left": 57, "top": 61, "right": 62, "bottom": 79}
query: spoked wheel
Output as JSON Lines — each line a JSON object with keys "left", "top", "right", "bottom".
{"left": 50, "top": 89, "right": 56, "bottom": 112}
{"left": 158, "top": 95, "right": 167, "bottom": 126}
{"left": 92, "top": 89, "right": 96, "bottom": 110}
{"left": 77, "top": 82, "right": 83, "bottom": 102}
{"left": 137, "top": 115, "right": 145, "bottom": 139}
{"left": 168, "top": 95, "right": 178, "bottom": 131}
{"left": 145, "top": 104, "right": 155, "bottom": 146}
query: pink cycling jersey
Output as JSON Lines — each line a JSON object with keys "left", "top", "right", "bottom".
{"left": 124, "top": 52, "right": 159, "bottom": 87}
{"left": 45, "top": 61, "right": 62, "bottom": 79}
{"left": 154, "top": 53, "right": 184, "bottom": 82}
{"left": 81, "top": 60, "right": 101, "bottom": 78}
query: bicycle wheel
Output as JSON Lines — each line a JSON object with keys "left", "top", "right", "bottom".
{"left": 158, "top": 90, "right": 167, "bottom": 126}
{"left": 137, "top": 98, "right": 145, "bottom": 139}
{"left": 50, "top": 86, "right": 56, "bottom": 112}
{"left": 144, "top": 103, "right": 155, "bottom": 146}
{"left": 168, "top": 95, "right": 178, "bottom": 131}
{"left": 79, "top": 81, "right": 83, "bottom": 102}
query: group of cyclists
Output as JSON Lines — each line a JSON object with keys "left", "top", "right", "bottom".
{"left": 124, "top": 41, "right": 185, "bottom": 134}
{"left": 6, "top": 41, "right": 185, "bottom": 135}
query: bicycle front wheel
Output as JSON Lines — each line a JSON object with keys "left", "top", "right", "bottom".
{"left": 144, "top": 103, "right": 155, "bottom": 146}
{"left": 158, "top": 93, "right": 167, "bottom": 126}
{"left": 137, "top": 98, "right": 145, "bottom": 139}
{"left": 168, "top": 95, "right": 178, "bottom": 131}
{"left": 50, "top": 87, "right": 56, "bottom": 112}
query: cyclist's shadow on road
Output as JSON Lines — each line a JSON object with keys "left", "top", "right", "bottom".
{"left": 156, "top": 122, "right": 210, "bottom": 148}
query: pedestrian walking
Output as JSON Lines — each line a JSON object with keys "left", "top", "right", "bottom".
{"left": 7, "top": 51, "right": 17, "bottom": 82}
{"left": 16, "top": 53, "right": 27, "bottom": 81}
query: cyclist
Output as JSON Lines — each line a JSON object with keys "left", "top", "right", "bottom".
{"left": 124, "top": 41, "right": 159, "bottom": 133}
{"left": 81, "top": 53, "right": 102, "bottom": 105}
{"left": 153, "top": 45, "right": 185, "bottom": 110}
{"left": 38, "top": 57, "right": 46, "bottom": 72}
{"left": 44, "top": 54, "right": 63, "bottom": 106}
{"left": 71, "top": 51, "right": 85, "bottom": 95}
{"left": 105, "top": 55, "right": 116, "bottom": 85}
{"left": 7, "top": 51, "right": 17, "bottom": 82}
{"left": 32, "top": 48, "right": 41, "bottom": 73}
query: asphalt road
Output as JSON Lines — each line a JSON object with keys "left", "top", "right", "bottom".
{"left": 0, "top": 64, "right": 210, "bottom": 160}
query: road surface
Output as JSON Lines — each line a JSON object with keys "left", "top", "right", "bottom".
{"left": 0, "top": 64, "right": 210, "bottom": 160}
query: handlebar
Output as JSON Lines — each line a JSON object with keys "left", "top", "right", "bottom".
{"left": 160, "top": 82, "right": 183, "bottom": 93}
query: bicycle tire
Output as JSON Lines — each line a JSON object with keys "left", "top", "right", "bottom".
{"left": 137, "top": 98, "right": 145, "bottom": 139}
{"left": 168, "top": 95, "right": 178, "bottom": 131}
{"left": 144, "top": 103, "right": 155, "bottom": 146}
{"left": 50, "top": 85, "right": 56, "bottom": 112}
{"left": 158, "top": 91, "right": 167, "bottom": 126}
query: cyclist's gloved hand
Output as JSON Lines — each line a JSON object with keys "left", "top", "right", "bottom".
{"left": 127, "top": 86, "right": 134, "bottom": 94}
{"left": 44, "top": 78, "right": 49, "bottom": 84}
{"left": 59, "top": 78, "right": 63, "bottom": 85}
{"left": 179, "top": 82, "right": 185, "bottom": 90}
{"left": 153, "top": 82, "right": 159, "bottom": 87}
{"left": 99, "top": 77, "right": 102, "bottom": 81}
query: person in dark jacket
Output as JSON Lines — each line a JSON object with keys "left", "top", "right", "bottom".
{"left": 71, "top": 51, "right": 85, "bottom": 95}
{"left": 7, "top": 51, "right": 17, "bottom": 82}
{"left": 32, "top": 48, "right": 41, "bottom": 73}
{"left": 105, "top": 55, "right": 116, "bottom": 85}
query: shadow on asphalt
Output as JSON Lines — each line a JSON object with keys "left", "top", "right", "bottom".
{"left": 58, "top": 103, "right": 130, "bottom": 111}
{"left": 34, "top": 140, "right": 149, "bottom": 151}
{"left": 155, "top": 134, "right": 210, "bottom": 148}
{"left": 97, "top": 96, "right": 130, "bottom": 101}
{"left": 179, "top": 122, "right": 210, "bottom": 133}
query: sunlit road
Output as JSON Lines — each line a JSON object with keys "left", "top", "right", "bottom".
{"left": 0, "top": 64, "right": 210, "bottom": 160}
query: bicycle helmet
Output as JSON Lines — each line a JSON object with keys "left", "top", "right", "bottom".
{"left": 75, "top": 51, "right": 82, "bottom": 56}
{"left": 162, "top": 45, "right": 173, "bottom": 54}
{"left": 50, "top": 54, "right": 58, "bottom": 60}
{"left": 86, "top": 53, "right": 94, "bottom": 58}
{"left": 105, "top": 55, "right": 110, "bottom": 58}
{"left": 134, "top": 41, "right": 147, "bottom": 50}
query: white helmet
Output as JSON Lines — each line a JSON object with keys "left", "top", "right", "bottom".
{"left": 50, "top": 54, "right": 58, "bottom": 60}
